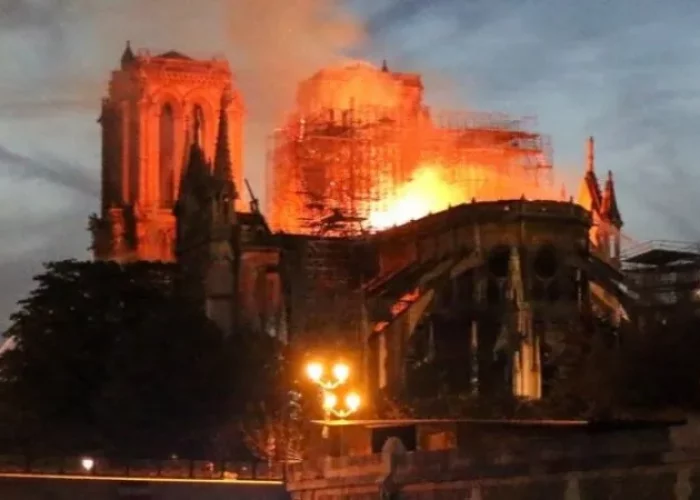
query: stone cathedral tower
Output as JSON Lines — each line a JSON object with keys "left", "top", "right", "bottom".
{"left": 90, "top": 42, "right": 244, "bottom": 262}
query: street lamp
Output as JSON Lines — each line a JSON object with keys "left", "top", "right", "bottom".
{"left": 81, "top": 457, "right": 95, "bottom": 474}
{"left": 323, "top": 391, "right": 361, "bottom": 420}
{"left": 305, "top": 361, "right": 350, "bottom": 390}
{"left": 306, "top": 360, "right": 360, "bottom": 439}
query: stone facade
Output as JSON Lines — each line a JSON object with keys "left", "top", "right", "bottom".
{"left": 89, "top": 44, "right": 628, "bottom": 391}
{"left": 91, "top": 42, "right": 244, "bottom": 263}
{"left": 90, "top": 43, "right": 282, "bottom": 337}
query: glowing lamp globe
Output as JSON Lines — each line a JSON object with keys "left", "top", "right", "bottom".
{"left": 81, "top": 457, "right": 95, "bottom": 473}
{"left": 332, "top": 363, "right": 349, "bottom": 383}
{"left": 323, "top": 392, "right": 338, "bottom": 411}
{"left": 345, "top": 392, "right": 361, "bottom": 412}
{"left": 306, "top": 362, "right": 323, "bottom": 382}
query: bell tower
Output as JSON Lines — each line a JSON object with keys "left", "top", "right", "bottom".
{"left": 91, "top": 41, "right": 244, "bottom": 262}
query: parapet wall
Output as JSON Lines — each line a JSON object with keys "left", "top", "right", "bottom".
{"left": 287, "top": 447, "right": 700, "bottom": 499}
{"left": 287, "top": 419, "right": 694, "bottom": 499}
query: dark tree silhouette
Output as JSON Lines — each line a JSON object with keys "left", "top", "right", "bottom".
{"left": 0, "top": 260, "right": 230, "bottom": 457}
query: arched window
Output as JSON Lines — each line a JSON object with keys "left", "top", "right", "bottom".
{"left": 159, "top": 103, "right": 176, "bottom": 208}
{"left": 193, "top": 104, "right": 205, "bottom": 147}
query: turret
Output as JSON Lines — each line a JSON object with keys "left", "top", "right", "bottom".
{"left": 577, "top": 136, "right": 602, "bottom": 212}
{"left": 175, "top": 114, "right": 213, "bottom": 257}
{"left": 210, "top": 91, "right": 238, "bottom": 237}
{"left": 601, "top": 170, "right": 622, "bottom": 228}
{"left": 213, "top": 91, "right": 235, "bottom": 188}
{"left": 120, "top": 40, "right": 135, "bottom": 69}
{"left": 177, "top": 113, "right": 211, "bottom": 206}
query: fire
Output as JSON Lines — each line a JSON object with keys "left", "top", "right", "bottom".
{"left": 368, "top": 164, "right": 474, "bottom": 230}
{"left": 367, "top": 162, "right": 563, "bottom": 231}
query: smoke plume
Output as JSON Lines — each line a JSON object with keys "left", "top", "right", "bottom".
{"left": 0, "top": 0, "right": 365, "bottom": 200}
{"left": 0, "top": 143, "right": 98, "bottom": 198}
{"left": 223, "top": 0, "right": 365, "bottom": 199}
{"left": 226, "top": 0, "right": 364, "bottom": 122}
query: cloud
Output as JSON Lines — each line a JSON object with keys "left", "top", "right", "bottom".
{"left": 0, "top": 143, "right": 98, "bottom": 198}
{"left": 2, "top": 0, "right": 700, "bottom": 326}
{"left": 0, "top": 203, "right": 92, "bottom": 332}
{"left": 0, "top": 0, "right": 74, "bottom": 31}
{"left": 0, "top": 0, "right": 364, "bottom": 325}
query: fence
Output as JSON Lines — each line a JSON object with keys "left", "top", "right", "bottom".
{"left": 0, "top": 455, "right": 285, "bottom": 481}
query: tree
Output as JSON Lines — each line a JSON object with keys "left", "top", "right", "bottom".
{"left": 615, "top": 307, "right": 700, "bottom": 412}
{"left": 95, "top": 294, "right": 229, "bottom": 458}
{"left": 234, "top": 333, "right": 311, "bottom": 463}
{"left": 0, "top": 260, "right": 230, "bottom": 457}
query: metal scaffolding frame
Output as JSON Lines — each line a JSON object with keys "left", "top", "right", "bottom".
{"left": 266, "top": 105, "right": 553, "bottom": 236}
{"left": 622, "top": 240, "right": 700, "bottom": 307}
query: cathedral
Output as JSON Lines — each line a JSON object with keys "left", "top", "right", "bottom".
{"left": 90, "top": 43, "right": 627, "bottom": 403}
{"left": 89, "top": 43, "right": 285, "bottom": 337}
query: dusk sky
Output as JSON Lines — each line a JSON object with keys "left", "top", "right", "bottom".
{"left": 1, "top": 0, "right": 699, "bottom": 330}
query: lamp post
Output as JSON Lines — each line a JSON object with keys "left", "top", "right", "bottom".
{"left": 305, "top": 361, "right": 350, "bottom": 390}
{"left": 305, "top": 361, "right": 361, "bottom": 438}
{"left": 322, "top": 391, "right": 361, "bottom": 420}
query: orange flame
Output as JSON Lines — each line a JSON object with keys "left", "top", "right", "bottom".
{"left": 368, "top": 162, "right": 562, "bottom": 231}
{"left": 368, "top": 165, "right": 467, "bottom": 230}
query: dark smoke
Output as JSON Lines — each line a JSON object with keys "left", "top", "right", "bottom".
{"left": 0, "top": 0, "right": 74, "bottom": 31}
{"left": 0, "top": 143, "right": 98, "bottom": 198}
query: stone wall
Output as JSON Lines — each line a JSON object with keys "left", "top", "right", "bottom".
{"left": 287, "top": 451, "right": 700, "bottom": 499}
{"left": 287, "top": 420, "right": 700, "bottom": 499}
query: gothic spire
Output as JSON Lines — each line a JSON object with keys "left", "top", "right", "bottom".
{"left": 212, "top": 91, "right": 238, "bottom": 205}
{"left": 213, "top": 91, "right": 233, "bottom": 182}
{"left": 177, "top": 115, "right": 210, "bottom": 205}
{"left": 121, "top": 40, "right": 135, "bottom": 68}
{"left": 577, "top": 135, "right": 602, "bottom": 212}
{"left": 586, "top": 136, "right": 595, "bottom": 173}
{"left": 601, "top": 170, "right": 622, "bottom": 226}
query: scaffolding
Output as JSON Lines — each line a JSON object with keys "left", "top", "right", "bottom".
{"left": 622, "top": 240, "right": 700, "bottom": 306}
{"left": 267, "top": 105, "right": 553, "bottom": 236}
{"left": 280, "top": 234, "right": 369, "bottom": 343}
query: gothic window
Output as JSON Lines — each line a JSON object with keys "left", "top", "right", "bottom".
{"left": 533, "top": 244, "right": 560, "bottom": 302}
{"left": 193, "top": 104, "right": 205, "bottom": 146}
{"left": 159, "top": 103, "right": 176, "bottom": 208}
{"left": 533, "top": 244, "right": 558, "bottom": 280}
{"left": 487, "top": 245, "right": 511, "bottom": 305}
{"left": 488, "top": 245, "right": 511, "bottom": 279}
